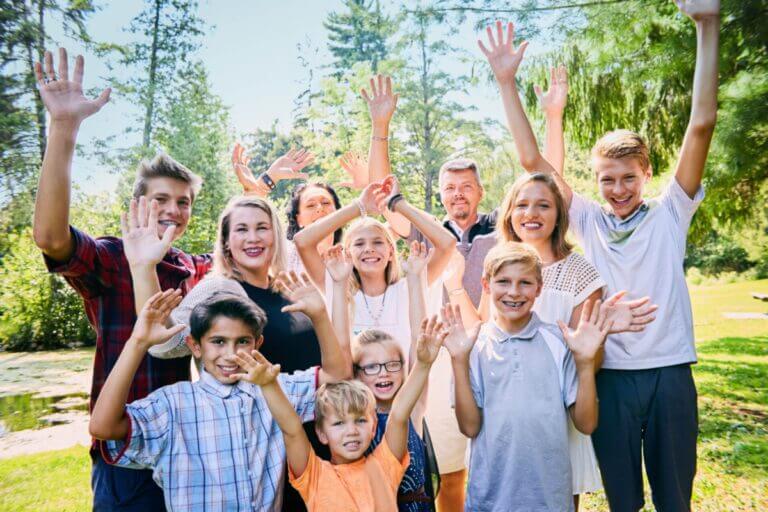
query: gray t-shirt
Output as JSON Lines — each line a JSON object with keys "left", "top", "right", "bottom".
{"left": 465, "top": 314, "right": 578, "bottom": 512}
{"left": 569, "top": 179, "right": 704, "bottom": 370}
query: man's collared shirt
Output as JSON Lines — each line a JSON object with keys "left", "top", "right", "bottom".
{"left": 102, "top": 367, "right": 318, "bottom": 512}
{"left": 44, "top": 227, "right": 212, "bottom": 454}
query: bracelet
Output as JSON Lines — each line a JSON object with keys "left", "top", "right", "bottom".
{"left": 371, "top": 135, "right": 388, "bottom": 142}
{"left": 356, "top": 199, "right": 367, "bottom": 218}
{"left": 448, "top": 288, "right": 464, "bottom": 296}
{"left": 386, "top": 193, "right": 404, "bottom": 212}
{"left": 259, "top": 172, "right": 276, "bottom": 190}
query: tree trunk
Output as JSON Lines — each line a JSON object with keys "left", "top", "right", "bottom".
{"left": 27, "top": 0, "right": 47, "bottom": 161}
{"left": 142, "top": 0, "right": 162, "bottom": 148}
{"left": 418, "top": 15, "right": 433, "bottom": 213}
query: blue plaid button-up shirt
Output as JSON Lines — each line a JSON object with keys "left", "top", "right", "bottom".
{"left": 102, "top": 367, "right": 318, "bottom": 511}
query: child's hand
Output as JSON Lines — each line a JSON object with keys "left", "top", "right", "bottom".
{"left": 478, "top": 21, "right": 529, "bottom": 84}
{"left": 675, "top": 0, "right": 720, "bottom": 21}
{"left": 232, "top": 349, "right": 281, "bottom": 386}
{"left": 416, "top": 316, "right": 448, "bottom": 366}
{"left": 323, "top": 244, "right": 353, "bottom": 283}
{"left": 441, "top": 304, "right": 480, "bottom": 361}
{"left": 402, "top": 241, "right": 433, "bottom": 277}
{"left": 130, "top": 289, "right": 186, "bottom": 350}
{"left": 359, "top": 181, "right": 384, "bottom": 216}
{"left": 535, "top": 66, "right": 568, "bottom": 117}
{"left": 361, "top": 75, "right": 398, "bottom": 128}
{"left": 374, "top": 175, "right": 402, "bottom": 212}
{"left": 276, "top": 271, "right": 327, "bottom": 320}
{"left": 558, "top": 299, "right": 612, "bottom": 370}
{"left": 338, "top": 151, "right": 369, "bottom": 190}
{"left": 121, "top": 197, "right": 175, "bottom": 269}
{"left": 602, "top": 291, "right": 658, "bottom": 334}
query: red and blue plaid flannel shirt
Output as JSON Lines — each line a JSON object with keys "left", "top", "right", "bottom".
{"left": 44, "top": 227, "right": 212, "bottom": 454}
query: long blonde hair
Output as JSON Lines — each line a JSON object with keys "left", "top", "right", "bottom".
{"left": 343, "top": 217, "right": 401, "bottom": 293}
{"left": 213, "top": 195, "right": 287, "bottom": 286}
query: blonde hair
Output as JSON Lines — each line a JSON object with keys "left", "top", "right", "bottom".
{"left": 132, "top": 153, "right": 203, "bottom": 201}
{"left": 497, "top": 173, "right": 573, "bottom": 261}
{"left": 591, "top": 130, "right": 650, "bottom": 172}
{"left": 315, "top": 380, "right": 375, "bottom": 426}
{"left": 483, "top": 242, "right": 542, "bottom": 283}
{"left": 343, "top": 217, "right": 401, "bottom": 293}
{"left": 351, "top": 329, "right": 404, "bottom": 366}
{"left": 213, "top": 196, "right": 286, "bottom": 285}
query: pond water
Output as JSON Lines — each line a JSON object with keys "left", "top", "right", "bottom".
{"left": 0, "top": 392, "right": 89, "bottom": 436}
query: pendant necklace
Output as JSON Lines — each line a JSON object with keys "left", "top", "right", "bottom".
{"left": 362, "top": 285, "right": 388, "bottom": 326}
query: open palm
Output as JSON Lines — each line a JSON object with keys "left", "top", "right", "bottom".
{"left": 478, "top": 21, "right": 529, "bottom": 84}
{"left": 121, "top": 197, "right": 175, "bottom": 268}
{"left": 362, "top": 75, "right": 398, "bottom": 126}
{"left": 338, "top": 151, "right": 370, "bottom": 190}
{"left": 441, "top": 305, "right": 479, "bottom": 360}
{"left": 277, "top": 272, "right": 326, "bottom": 319}
{"left": 416, "top": 316, "right": 447, "bottom": 365}
{"left": 323, "top": 245, "right": 353, "bottom": 283}
{"left": 132, "top": 289, "right": 186, "bottom": 348}
{"left": 675, "top": 0, "right": 720, "bottom": 21}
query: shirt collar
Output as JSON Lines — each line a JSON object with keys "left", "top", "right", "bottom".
{"left": 486, "top": 313, "right": 541, "bottom": 343}
{"left": 199, "top": 367, "right": 263, "bottom": 400}
{"left": 604, "top": 201, "right": 649, "bottom": 224}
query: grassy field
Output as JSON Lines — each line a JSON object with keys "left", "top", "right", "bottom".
{"left": 0, "top": 280, "right": 766, "bottom": 511}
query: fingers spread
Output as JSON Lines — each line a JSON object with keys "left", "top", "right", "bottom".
{"left": 58, "top": 48, "right": 69, "bottom": 81}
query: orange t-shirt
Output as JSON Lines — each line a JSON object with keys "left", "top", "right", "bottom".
{"left": 289, "top": 439, "right": 410, "bottom": 512}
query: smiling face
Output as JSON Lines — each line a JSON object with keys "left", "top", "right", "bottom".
{"left": 143, "top": 177, "right": 193, "bottom": 240}
{"left": 439, "top": 169, "right": 483, "bottom": 222}
{"left": 296, "top": 185, "right": 336, "bottom": 229}
{"left": 483, "top": 262, "right": 542, "bottom": 331}
{"left": 187, "top": 315, "right": 262, "bottom": 385}
{"left": 346, "top": 225, "right": 394, "bottom": 277}
{"left": 593, "top": 156, "right": 651, "bottom": 219}
{"left": 509, "top": 181, "right": 559, "bottom": 247}
{"left": 316, "top": 408, "right": 377, "bottom": 464}
{"left": 227, "top": 206, "right": 275, "bottom": 277}
{"left": 354, "top": 341, "right": 404, "bottom": 408}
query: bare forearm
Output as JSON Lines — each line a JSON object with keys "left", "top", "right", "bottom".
{"left": 452, "top": 358, "right": 482, "bottom": 437}
{"left": 33, "top": 120, "right": 79, "bottom": 259}
{"left": 130, "top": 265, "right": 163, "bottom": 317}
{"left": 261, "top": 382, "right": 307, "bottom": 437}
{"left": 570, "top": 366, "right": 598, "bottom": 435}
{"left": 330, "top": 281, "right": 352, "bottom": 369}
{"left": 313, "top": 312, "right": 352, "bottom": 382}
{"left": 406, "top": 273, "right": 426, "bottom": 365}
{"left": 543, "top": 114, "right": 565, "bottom": 175}
{"left": 89, "top": 338, "right": 145, "bottom": 440}
{"left": 447, "top": 289, "right": 482, "bottom": 329}
{"left": 497, "top": 81, "right": 554, "bottom": 174}
{"left": 392, "top": 200, "right": 455, "bottom": 283}
{"left": 368, "top": 121, "right": 390, "bottom": 182}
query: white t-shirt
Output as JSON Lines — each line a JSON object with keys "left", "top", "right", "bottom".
{"left": 568, "top": 178, "right": 704, "bottom": 370}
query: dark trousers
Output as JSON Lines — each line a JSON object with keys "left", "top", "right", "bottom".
{"left": 591, "top": 364, "right": 698, "bottom": 512}
{"left": 92, "top": 453, "right": 166, "bottom": 511}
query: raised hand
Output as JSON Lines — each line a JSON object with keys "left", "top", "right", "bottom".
{"left": 402, "top": 241, "right": 433, "bottom": 277}
{"left": 130, "top": 289, "right": 186, "bottom": 349}
{"left": 361, "top": 75, "right": 398, "bottom": 128}
{"left": 478, "top": 21, "right": 529, "bottom": 84}
{"left": 267, "top": 147, "right": 314, "bottom": 181}
{"left": 232, "top": 142, "right": 268, "bottom": 195}
{"left": 441, "top": 304, "right": 480, "bottom": 361}
{"left": 602, "top": 291, "right": 658, "bottom": 334}
{"left": 232, "top": 349, "right": 281, "bottom": 386}
{"left": 373, "top": 174, "right": 401, "bottom": 212}
{"left": 121, "top": 196, "right": 175, "bottom": 268}
{"left": 359, "top": 181, "right": 384, "bottom": 215}
{"left": 276, "top": 271, "right": 327, "bottom": 320}
{"left": 338, "top": 151, "right": 370, "bottom": 190}
{"left": 416, "top": 316, "right": 448, "bottom": 366}
{"left": 558, "top": 299, "right": 612, "bottom": 369}
{"left": 535, "top": 66, "right": 568, "bottom": 117}
{"left": 675, "top": 0, "right": 720, "bottom": 21}
{"left": 34, "top": 48, "right": 111, "bottom": 124}
{"left": 323, "top": 244, "right": 353, "bottom": 283}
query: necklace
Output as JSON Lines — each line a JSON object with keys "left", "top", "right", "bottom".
{"left": 362, "top": 285, "right": 388, "bottom": 326}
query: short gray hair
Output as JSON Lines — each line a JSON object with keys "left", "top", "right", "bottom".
{"left": 438, "top": 158, "right": 481, "bottom": 187}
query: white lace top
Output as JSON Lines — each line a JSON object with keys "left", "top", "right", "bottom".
{"left": 533, "top": 252, "right": 606, "bottom": 326}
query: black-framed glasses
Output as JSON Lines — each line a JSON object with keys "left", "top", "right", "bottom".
{"left": 355, "top": 360, "right": 403, "bottom": 376}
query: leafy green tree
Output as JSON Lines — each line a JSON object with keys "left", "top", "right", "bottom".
{"left": 324, "top": 0, "right": 392, "bottom": 74}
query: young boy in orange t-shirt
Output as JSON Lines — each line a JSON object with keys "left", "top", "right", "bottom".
{"left": 233, "top": 317, "right": 448, "bottom": 511}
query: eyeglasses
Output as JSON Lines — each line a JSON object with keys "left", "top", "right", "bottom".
{"left": 355, "top": 360, "right": 403, "bottom": 376}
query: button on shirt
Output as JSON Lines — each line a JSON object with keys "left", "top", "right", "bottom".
{"left": 568, "top": 179, "right": 704, "bottom": 370}
{"left": 466, "top": 314, "right": 579, "bottom": 512}
{"left": 102, "top": 367, "right": 318, "bottom": 511}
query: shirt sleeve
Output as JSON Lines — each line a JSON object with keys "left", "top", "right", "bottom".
{"left": 279, "top": 367, "right": 319, "bottom": 423}
{"left": 468, "top": 343, "right": 484, "bottom": 409}
{"left": 374, "top": 437, "right": 411, "bottom": 492}
{"left": 568, "top": 192, "right": 601, "bottom": 244}
{"left": 100, "top": 390, "right": 172, "bottom": 470}
{"left": 570, "top": 255, "right": 606, "bottom": 306}
{"left": 561, "top": 349, "right": 579, "bottom": 409}
{"left": 660, "top": 178, "right": 705, "bottom": 240}
{"left": 43, "top": 227, "right": 120, "bottom": 299}
{"left": 288, "top": 446, "right": 321, "bottom": 504}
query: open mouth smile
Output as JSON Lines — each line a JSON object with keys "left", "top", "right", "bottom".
{"left": 243, "top": 247, "right": 265, "bottom": 257}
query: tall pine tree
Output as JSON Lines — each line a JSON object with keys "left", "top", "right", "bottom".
{"left": 324, "top": 0, "right": 391, "bottom": 74}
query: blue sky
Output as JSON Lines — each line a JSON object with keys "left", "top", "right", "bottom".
{"left": 47, "top": 1, "right": 552, "bottom": 195}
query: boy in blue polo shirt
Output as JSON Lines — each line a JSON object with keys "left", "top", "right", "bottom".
{"left": 445, "top": 242, "right": 611, "bottom": 511}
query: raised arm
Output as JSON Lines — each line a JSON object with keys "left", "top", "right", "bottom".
{"left": 403, "top": 242, "right": 432, "bottom": 427}
{"left": 233, "top": 349, "right": 312, "bottom": 477}
{"left": 323, "top": 245, "right": 354, "bottom": 366}
{"left": 232, "top": 142, "right": 315, "bottom": 197}
{"left": 378, "top": 176, "right": 456, "bottom": 285}
{"left": 89, "top": 290, "right": 185, "bottom": 440}
{"left": 294, "top": 182, "right": 382, "bottom": 289}
{"left": 32, "top": 48, "right": 111, "bottom": 261}
{"left": 275, "top": 271, "right": 352, "bottom": 382}
{"left": 386, "top": 316, "right": 446, "bottom": 461}
{"left": 673, "top": 0, "right": 720, "bottom": 198}
{"left": 536, "top": 66, "right": 568, "bottom": 175}
{"left": 479, "top": 22, "right": 574, "bottom": 204}
{"left": 442, "top": 305, "right": 482, "bottom": 437}
{"left": 443, "top": 252, "right": 482, "bottom": 328}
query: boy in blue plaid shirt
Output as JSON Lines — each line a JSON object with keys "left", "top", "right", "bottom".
{"left": 89, "top": 272, "right": 351, "bottom": 511}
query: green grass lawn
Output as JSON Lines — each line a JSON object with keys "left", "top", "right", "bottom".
{"left": 0, "top": 280, "right": 766, "bottom": 511}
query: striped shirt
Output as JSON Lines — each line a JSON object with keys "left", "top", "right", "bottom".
{"left": 102, "top": 367, "right": 318, "bottom": 511}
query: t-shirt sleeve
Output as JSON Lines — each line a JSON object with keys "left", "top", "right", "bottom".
{"left": 660, "top": 177, "right": 705, "bottom": 239}
{"left": 568, "top": 192, "right": 601, "bottom": 244}
{"left": 375, "top": 437, "right": 411, "bottom": 491}
{"left": 288, "top": 446, "right": 321, "bottom": 503}
{"left": 100, "top": 390, "right": 172, "bottom": 469}
{"left": 561, "top": 349, "right": 579, "bottom": 409}
{"left": 468, "top": 343, "right": 484, "bottom": 409}
{"left": 279, "top": 367, "right": 318, "bottom": 423}
{"left": 570, "top": 255, "right": 606, "bottom": 306}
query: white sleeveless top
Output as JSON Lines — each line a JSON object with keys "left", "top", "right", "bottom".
{"left": 533, "top": 252, "right": 606, "bottom": 325}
